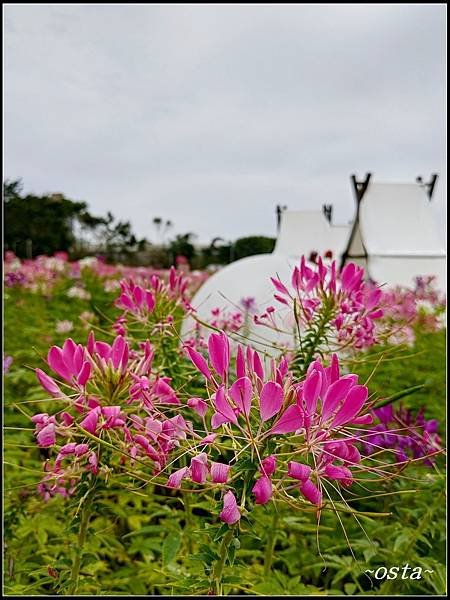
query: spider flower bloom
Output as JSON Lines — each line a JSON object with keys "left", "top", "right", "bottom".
{"left": 252, "top": 475, "right": 273, "bottom": 504}
{"left": 187, "top": 397, "right": 209, "bottom": 417}
{"left": 185, "top": 345, "right": 212, "bottom": 381}
{"left": 300, "top": 479, "right": 322, "bottom": 506}
{"left": 220, "top": 491, "right": 241, "bottom": 525}
{"left": 190, "top": 452, "right": 208, "bottom": 483}
{"left": 35, "top": 369, "right": 64, "bottom": 397}
{"left": 260, "top": 455, "right": 277, "bottom": 476}
{"left": 208, "top": 331, "right": 230, "bottom": 379}
{"left": 210, "top": 462, "right": 231, "bottom": 483}
{"left": 167, "top": 466, "right": 190, "bottom": 489}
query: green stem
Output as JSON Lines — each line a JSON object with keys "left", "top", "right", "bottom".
{"left": 263, "top": 510, "right": 279, "bottom": 576}
{"left": 68, "top": 491, "right": 95, "bottom": 595}
{"left": 293, "top": 302, "right": 335, "bottom": 376}
{"left": 183, "top": 492, "right": 194, "bottom": 554}
{"left": 213, "top": 529, "right": 234, "bottom": 595}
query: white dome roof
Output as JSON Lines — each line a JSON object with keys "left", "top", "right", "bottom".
{"left": 182, "top": 253, "right": 297, "bottom": 352}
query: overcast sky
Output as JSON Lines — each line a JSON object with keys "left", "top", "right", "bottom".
{"left": 4, "top": 4, "right": 446, "bottom": 245}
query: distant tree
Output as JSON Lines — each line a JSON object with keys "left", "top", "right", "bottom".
{"left": 93, "top": 212, "right": 139, "bottom": 262}
{"left": 232, "top": 236, "right": 276, "bottom": 261}
{"left": 4, "top": 179, "right": 90, "bottom": 257}
{"left": 3, "top": 179, "right": 142, "bottom": 261}
{"left": 168, "top": 233, "right": 197, "bottom": 265}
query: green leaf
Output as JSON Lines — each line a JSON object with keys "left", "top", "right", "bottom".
{"left": 372, "top": 384, "right": 425, "bottom": 409}
{"left": 162, "top": 532, "right": 181, "bottom": 565}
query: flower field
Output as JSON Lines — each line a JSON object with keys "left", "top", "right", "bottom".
{"left": 3, "top": 252, "right": 446, "bottom": 596}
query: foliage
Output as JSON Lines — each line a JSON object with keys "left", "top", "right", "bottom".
{"left": 3, "top": 257, "right": 446, "bottom": 596}
{"left": 232, "top": 236, "right": 276, "bottom": 261}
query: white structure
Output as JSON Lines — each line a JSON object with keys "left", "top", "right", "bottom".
{"left": 342, "top": 174, "right": 446, "bottom": 289}
{"left": 182, "top": 206, "right": 350, "bottom": 347}
{"left": 181, "top": 253, "right": 295, "bottom": 351}
{"left": 274, "top": 208, "right": 350, "bottom": 259}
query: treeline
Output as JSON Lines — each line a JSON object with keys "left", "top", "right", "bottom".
{"left": 3, "top": 180, "right": 275, "bottom": 268}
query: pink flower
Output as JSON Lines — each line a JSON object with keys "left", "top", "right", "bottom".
{"left": 36, "top": 422, "right": 56, "bottom": 447}
{"left": 259, "top": 381, "right": 284, "bottom": 422}
{"left": 229, "top": 376, "right": 253, "bottom": 416}
{"left": 210, "top": 462, "right": 231, "bottom": 483}
{"left": 300, "top": 479, "right": 322, "bottom": 506}
{"left": 35, "top": 369, "right": 63, "bottom": 397}
{"left": 167, "top": 466, "right": 189, "bottom": 489}
{"left": 288, "top": 461, "right": 311, "bottom": 482}
{"left": 191, "top": 452, "right": 208, "bottom": 483}
{"left": 187, "top": 397, "right": 209, "bottom": 417}
{"left": 252, "top": 475, "right": 273, "bottom": 505}
{"left": 185, "top": 346, "right": 212, "bottom": 381}
{"left": 220, "top": 491, "right": 241, "bottom": 524}
{"left": 323, "top": 464, "right": 353, "bottom": 486}
{"left": 270, "top": 405, "right": 304, "bottom": 434}
{"left": 260, "top": 455, "right": 277, "bottom": 476}
{"left": 80, "top": 407, "right": 100, "bottom": 434}
{"left": 208, "top": 332, "right": 230, "bottom": 378}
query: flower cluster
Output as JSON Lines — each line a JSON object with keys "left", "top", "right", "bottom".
{"left": 177, "top": 331, "right": 376, "bottom": 523}
{"left": 256, "top": 258, "right": 385, "bottom": 356}
{"left": 364, "top": 404, "right": 442, "bottom": 466}
{"left": 32, "top": 333, "right": 187, "bottom": 500}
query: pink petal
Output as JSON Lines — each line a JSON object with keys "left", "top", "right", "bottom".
{"left": 252, "top": 351, "right": 264, "bottom": 380}
{"left": 167, "top": 466, "right": 189, "bottom": 489}
{"left": 146, "top": 290, "right": 155, "bottom": 312}
{"left": 302, "top": 369, "right": 322, "bottom": 415}
{"left": 212, "top": 386, "right": 238, "bottom": 425}
{"left": 73, "top": 344, "right": 84, "bottom": 375}
{"left": 329, "top": 353, "right": 340, "bottom": 383}
{"left": 36, "top": 369, "right": 63, "bottom": 397}
{"left": 190, "top": 452, "right": 209, "bottom": 483}
{"left": 210, "top": 462, "right": 230, "bottom": 483}
{"left": 260, "top": 381, "right": 284, "bottom": 422}
{"left": 351, "top": 414, "right": 373, "bottom": 425}
{"left": 60, "top": 411, "right": 74, "bottom": 426}
{"left": 153, "top": 379, "right": 180, "bottom": 404}
{"left": 76, "top": 361, "right": 91, "bottom": 386}
{"left": 87, "top": 331, "right": 95, "bottom": 354}
{"left": 236, "top": 345, "right": 245, "bottom": 379}
{"left": 111, "top": 335, "right": 125, "bottom": 369}
{"left": 47, "top": 346, "right": 72, "bottom": 381}
{"left": 229, "top": 376, "right": 253, "bottom": 416}
{"left": 134, "top": 434, "right": 160, "bottom": 460}
{"left": 323, "top": 464, "right": 353, "bottom": 486}
{"left": 61, "top": 338, "right": 77, "bottom": 374}
{"left": 321, "top": 375, "right": 358, "bottom": 421}
{"left": 74, "top": 443, "right": 89, "bottom": 456}
{"left": 270, "top": 404, "right": 304, "bottom": 434}
{"left": 300, "top": 479, "right": 322, "bottom": 506}
{"left": 331, "top": 385, "right": 369, "bottom": 428}
{"left": 211, "top": 412, "right": 231, "bottom": 429}
{"left": 185, "top": 346, "right": 212, "bottom": 381}
{"left": 95, "top": 341, "right": 111, "bottom": 360}
{"left": 200, "top": 433, "right": 217, "bottom": 444}
{"left": 260, "top": 455, "right": 277, "bottom": 476}
{"left": 340, "top": 263, "right": 356, "bottom": 292}
{"left": 80, "top": 407, "right": 100, "bottom": 434}
{"left": 270, "top": 277, "right": 290, "bottom": 296}
{"left": 208, "top": 332, "right": 230, "bottom": 378}
{"left": 220, "top": 491, "right": 241, "bottom": 524}
{"left": 288, "top": 461, "right": 311, "bottom": 481}
{"left": 252, "top": 475, "right": 272, "bottom": 504}
{"left": 88, "top": 451, "right": 98, "bottom": 474}
{"left": 36, "top": 422, "right": 56, "bottom": 447}
{"left": 187, "top": 397, "right": 209, "bottom": 417}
